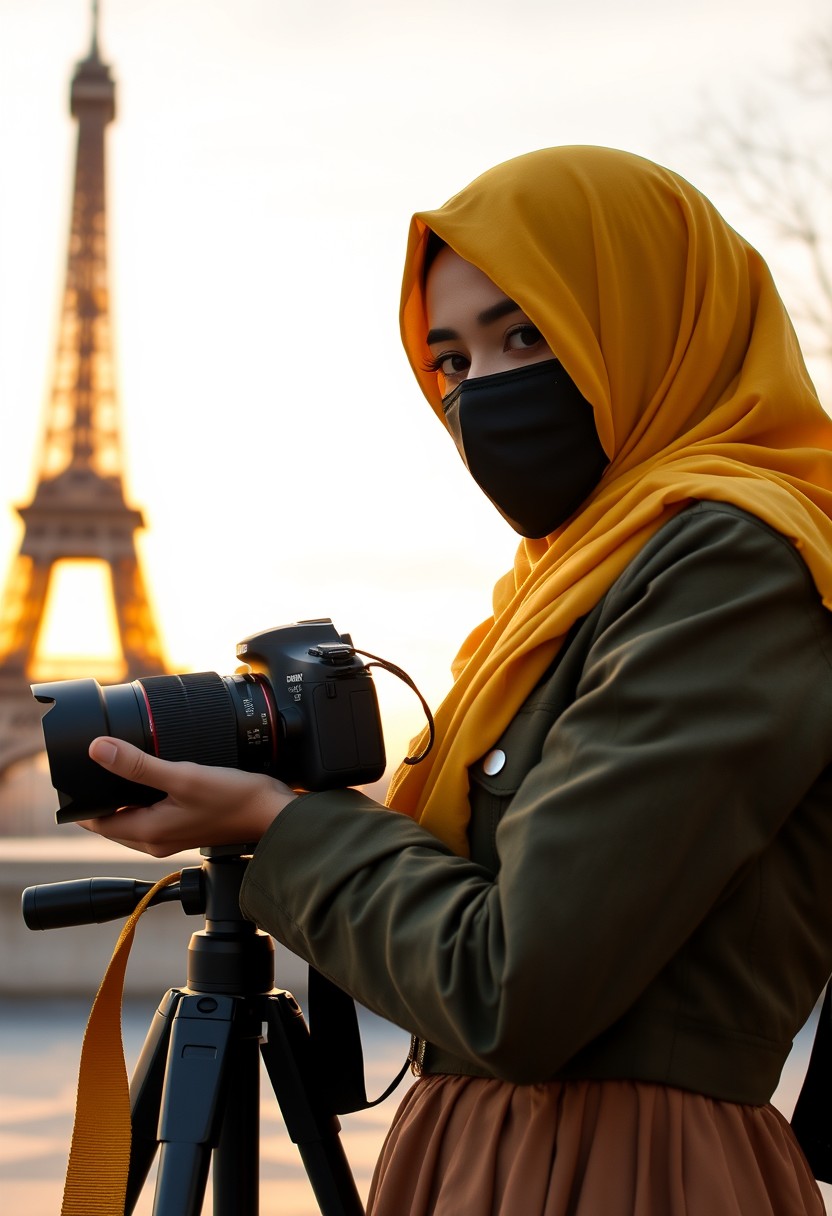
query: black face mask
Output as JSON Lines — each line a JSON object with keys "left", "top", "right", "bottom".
{"left": 441, "top": 360, "right": 609, "bottom": 539}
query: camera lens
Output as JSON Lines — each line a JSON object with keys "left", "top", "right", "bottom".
{"left": 32, "top": 671, "right": 277, "bottom": 823}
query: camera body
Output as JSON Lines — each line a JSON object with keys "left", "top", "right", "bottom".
{"left": 237, "top": 619, "right": 385, "bottom": 788}
{"left": 32, "top": 619, "right": 386, "bottom": 824}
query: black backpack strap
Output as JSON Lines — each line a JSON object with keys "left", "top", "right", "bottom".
{"left": 791, "top": 981, "right": 832, "bottom": 1181}
{"left": 307, "top": 966, "right": 410, "bottom": 1115}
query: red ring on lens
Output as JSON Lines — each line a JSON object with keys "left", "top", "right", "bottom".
{"left": 251, "top": 673, "right": 278, "bottom": 764}
{"left": 135, "top": 681, "right": 160, "bottom": 756}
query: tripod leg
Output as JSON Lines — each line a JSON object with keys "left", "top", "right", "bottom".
{"left": 212, "top": 1009, "right": 261, "bottom": 1216}
{"left": 151, "top": 992, "right": 238, "bottom": 1216}
{"left": 125, "top": 989, "right": 183, "bottom": 1215}
{"left": 259, "top": 991, "right": 365, "bottom": 1216}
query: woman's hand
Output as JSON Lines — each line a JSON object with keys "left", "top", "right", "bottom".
{"left": 78, "top": 736, "right": 298, "bottom": 857}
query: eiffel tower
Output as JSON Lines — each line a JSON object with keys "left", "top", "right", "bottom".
{"left": 0, "top": 4, "right": 168, "bottom": 780}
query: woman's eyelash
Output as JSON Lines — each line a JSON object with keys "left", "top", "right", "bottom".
{"left": 422, "top": 353, "right": 469, "bottom": 375}
{"left": 506, "top": 324, "right": 543, "bottom": 345}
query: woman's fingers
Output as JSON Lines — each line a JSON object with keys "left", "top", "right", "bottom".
{"left": 89, "top": 736, "right": 175, "bottom": 791}
{"left": 77, "top": 811, "right": 177, "bottom": 856}
{"left": 83, "top": 735, "right": 298, "bottom": 856}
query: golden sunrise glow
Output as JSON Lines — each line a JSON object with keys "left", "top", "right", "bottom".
{"left": 29, "top": 558, "right": 126, "bottom": 683}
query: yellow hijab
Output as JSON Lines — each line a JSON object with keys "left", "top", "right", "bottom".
{"left": 388, "top": 145, "right": 832, "bottom": 857}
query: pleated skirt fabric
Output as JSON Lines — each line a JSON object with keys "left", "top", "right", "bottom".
{"left": 366, "top": 1075, "right": 824, "bottom": 1216}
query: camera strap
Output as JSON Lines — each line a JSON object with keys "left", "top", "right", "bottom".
{"left": 353, "top": 649, "right": 435, "bottom": 765}
{"left": 308, "top": 965, "right": 411, "bottom": 1113}
{"left": 59, "top": 869, "right": 182, "bottom": 1216}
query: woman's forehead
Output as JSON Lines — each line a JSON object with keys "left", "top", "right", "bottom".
{"left": 425, "top": 247, "right": 513, "bottom": 327}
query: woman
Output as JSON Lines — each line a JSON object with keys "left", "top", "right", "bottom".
{"left": 84, "top": 146, "right": 832, "bottom": 1214}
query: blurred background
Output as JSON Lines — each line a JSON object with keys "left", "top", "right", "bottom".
{"left": 1, "top": 0, "right": 830, "bottom": 784}
{"left": 0, "top": 0, "right": 830, "bottom": 1211}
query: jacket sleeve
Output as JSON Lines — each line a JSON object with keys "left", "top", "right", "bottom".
{"left": 239, "top": 505, "right": 832, "bottom": 1082}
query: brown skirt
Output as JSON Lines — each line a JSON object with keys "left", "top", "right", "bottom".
{"left": 366, "top": 1075, "right": 824, "bottom": 1216}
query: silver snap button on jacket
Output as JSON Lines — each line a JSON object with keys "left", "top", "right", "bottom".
{"left": 482, "top": 748, "right": 506, "bottom": 776}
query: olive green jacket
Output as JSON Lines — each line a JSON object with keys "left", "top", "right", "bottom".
{"left": 240, "top": 502, "right": 832, "bottom": 1104}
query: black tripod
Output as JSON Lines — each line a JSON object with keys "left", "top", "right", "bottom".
{"left": 23, "top": 846, "right": 366, "bottom": 1216}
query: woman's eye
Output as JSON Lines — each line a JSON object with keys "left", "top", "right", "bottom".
{"left": 505, "top": 324, "right": 543, "bottom": 351}
{"left": 436, "top": 352, "right": 469, "bottom": 377}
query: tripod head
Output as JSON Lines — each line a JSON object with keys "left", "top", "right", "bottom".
{"left": 22, "top": 844, "right": 258, "bottom": 928}
{"left": 21, "top": 844, "right": 278, "bottom": 996}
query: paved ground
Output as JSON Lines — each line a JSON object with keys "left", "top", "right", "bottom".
{"left": 1, "top": 995, "right": 829, "bottom": 1215}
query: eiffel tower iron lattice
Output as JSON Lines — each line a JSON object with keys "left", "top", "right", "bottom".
{"left": 0, "top": 6, "right": 168, "bottom": 778}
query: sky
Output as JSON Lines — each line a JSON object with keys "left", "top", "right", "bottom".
{"left": 0, "top": 0, "right": 830, "bottom": 769}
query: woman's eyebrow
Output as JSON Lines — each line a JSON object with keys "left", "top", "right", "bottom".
{"left": 426, "top": 326, "right": 458, "bottom": 345}
{"left": 426, "top": 298, "right": 524, "bottom": 346}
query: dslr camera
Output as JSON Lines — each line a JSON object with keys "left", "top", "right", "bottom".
{"left": 32, "top": 619, "right": 386, "bottom": 824}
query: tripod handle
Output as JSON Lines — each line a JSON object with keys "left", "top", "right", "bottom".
{"left": 22, "top": 870, "right": 204, "bottom": 930}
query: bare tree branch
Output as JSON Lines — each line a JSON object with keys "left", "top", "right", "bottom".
{"left": 692, "top": 26, "right": 832, "bottom": 372}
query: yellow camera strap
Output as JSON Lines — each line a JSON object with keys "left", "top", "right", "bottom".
{"left": 61, "top": 870, "right": 181, "bottom": 1216}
